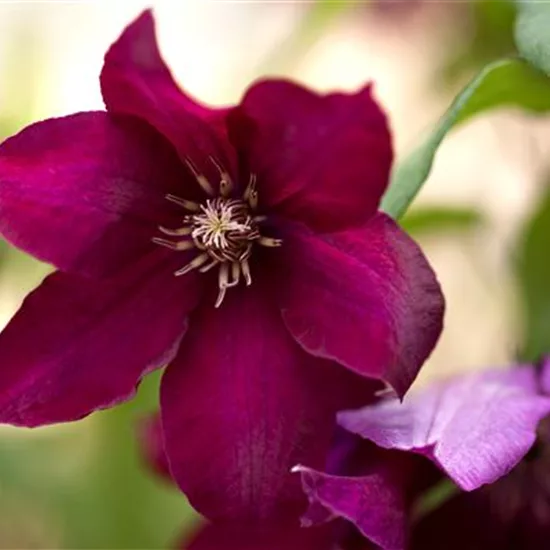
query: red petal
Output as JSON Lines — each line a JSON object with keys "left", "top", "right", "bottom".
{"left": 0, "top": 111, "right": 187, "bottom": 277}
{"left": 229, "top": 79, "right": 392, "bottom": 232}
{"left": 160, "top": 283, "right": 376, "bottom": 522}
{"left": 273, "top": 214, "right": 444, "bottom": 397}
{"left": 182, "top": 522, "right": 333, "bottom": 550}
{"left": 101, "top": 10, "right": 236, "bottom": 182}
{"left": 0, "top": 250, "right": 201, "bottom": 426}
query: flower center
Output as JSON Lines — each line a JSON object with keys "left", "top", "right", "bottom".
{"left": 189, "top": 197, "right": 260, "bottom": 262}
{"left": 153, "top": 157, "right": 282, "bottom": 307}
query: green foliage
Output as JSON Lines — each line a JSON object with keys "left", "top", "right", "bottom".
{"left": 515, "top": 187, "right": 550, "bottom": 362}
{"left": 0, "top": 370, "right": 194, "bottom": 548}
{"left": 400, "top": 206, "right": 484, "bottom": 236}
{"left": 442, "top": 0, "right": 516, "bottom": 84}
{"left": 381, "top": 59, "right": 550, "bottom": 220}
{"left": 515, "top": 0, "right": 550, "bottom": 75}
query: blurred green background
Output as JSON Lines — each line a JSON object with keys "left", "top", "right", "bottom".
{"left": 0, "top": 0, "right": 550, "bottom": 548}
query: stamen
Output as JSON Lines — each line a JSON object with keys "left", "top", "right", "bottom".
{"left": 152, "top": 237, "right": 194, "bottom": 251}
{"left": 159, "top": 226, "right": 192, "bottom": 237}
{"left": 215, "top": 263, "right": 230, "bottom": 308}
{"left": 165, "top": 194, "right": 200, "bottom": 212}
{"left": 185, "top": 158, "right": 215, "bottom": 196}
{"left": 175, "top": 253, "right": 209, "bottom": 276}
{"left": 154, "top": 167, "right": 282, "bottom": 306}
{"left": 258, "top": 236, "right": 283, "bottom": 247}
{"left": 199, "top": 258, "right": 219, "bottom": 273}
{"left": 248, "top": 189, "right": 258, "bottom": 210}
{"left": 241, "top": 259, "right": 252, "bottom": 286}
{"left": 243, "top": 174, "right": 257, "bottom": 202}
{"left": 210, "top": 156, "right": 234, "bottom": 197}
{"left": 230, "top": 262, "right": 241, "bottom": 287}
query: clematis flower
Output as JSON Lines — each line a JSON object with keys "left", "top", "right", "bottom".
{"left": 295, "top": 360, "right": 550, "bottom": 549}
{"left": 0, "top": 10, "right": 444, "bottom": 524}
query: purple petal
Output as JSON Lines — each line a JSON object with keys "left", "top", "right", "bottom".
{"left": 0, "top": 111, "right": 188, "bottom": 277}
{"left": 101, "top": 10, "right": 236, "bottom": 181}
{"left": 136, "top": 413, "right": 172, "bottom": 482}
{"left": 182, "top": 522, "right": 333, "bottom": 550}
{"left": 294, "top": 448, "right": 410, "bottom": 550}
{"left": 338, "top": 366, "right": 550, "bottom": 490}
{"left": 273, "top": 213, "right": 444, "bottom": 397}
{"left": 229, "top": 79, "right": 392, "bottom": 232}
{"left": 160, "top": 282, "right": 376, "bottom": 523}
{"left": 0, "top": 250, "right": 201, "bottom": 426}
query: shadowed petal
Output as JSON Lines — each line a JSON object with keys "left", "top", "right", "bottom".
{"left": 101, "top": 10, "right": 235, "bottom": 181}
{"left": 137, "top": 413, "right": 172, "bottom": 482}
{"left": 338, "top": 366, "right": 550, "bottom": 490}
{"left": 229, "top": 79, "right": 392, "bottom": 232}
{"left": 0, "top": 111, "right": 188, "bottom": 277}
{"left": 182, "top": 522, "right": 333, "bottom": 550}
{"left": 411, "top": 492, "right": 502, "bottom": 550}
{"left": 274, "top": 213, "right": 444, "bottom": 397}
{"left": 0, "top": 250, "right": 201, "bottom": 426}
{"left": 160, "top": 283, "right": 377, "bottom": 523}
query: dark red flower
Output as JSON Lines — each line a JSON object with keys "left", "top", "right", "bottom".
{"left": 0, "top": 10, "right": 443, "bottom": 524}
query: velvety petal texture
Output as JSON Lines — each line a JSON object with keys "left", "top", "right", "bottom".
{"left": 101, "top": 10, "right": 235, "bottom": 182}
{"left": 0, "top": 10, "right": 447, "bottom": 540}
{"left": 0, "top": 112, "right": 187, "bottom": 277}
{"left": 160, "top": 283, "right": 376, "bottom": 523}
{"left": 229, "top": 80, "right": 392, "bottom": 232}
{"left": 0, "top": 251, "right": 200, "bottom": 426}
{"left": 338, "top": 366, "right": 550, "bottom": 490}
{"left": 273, "top": 213, "right": 444, "bottom": 397}
{"left": 182, "top": 522, "right": 333, "bottom": 550}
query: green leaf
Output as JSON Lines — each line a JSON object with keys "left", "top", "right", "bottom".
{"left": 67, "top": 371, "right": 195, "bottom": 549}
{"left": 381, "top": 58, "right": 550, "bottom": 220}
{"left": 515, "top": 0, "right": 550, "bottom": 75}
{"left": 515, "top": 185, "right": 550, "bottom": 362}
{"left": 400, "top": 206, "right": 484, "bottom": 236}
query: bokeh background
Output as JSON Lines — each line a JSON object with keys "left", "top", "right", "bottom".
{"left": 0, "top": 0, "right": 549, "bottom": 547}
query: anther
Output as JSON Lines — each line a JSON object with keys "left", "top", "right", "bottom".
{"left": 165, "top": 194, "right": 200, "bottom": 212}
{"left": 215, "top": 263, "right": 230, "bottom": 308}
{"left": 175, "top": 253, "right": 210, "bottom": 276}
{"left": 152, "top": 237, "right": 195, "bottom": 251}
{"left": 243, "top": 174, "right": 257, "bottom": 202}
{"left": 241, "top": 259, "right": 252, "bottom": 286}
{"left": 159, "top": 226, "right": 193, "bottom": 237}
{"left": 185, "top": 158, "right": 215, "bottom": 196}
{"left": 230, "top": 262, "right": 241, "bottom": 287}
{"left": 258, "top": 236, "right": 283, "bottom": 247}
{"left": 199, "top": 258, "right": 219, "bottom": 273}
{"left": 210, "top": 156, "right": 234, "bottom": 197}
{"left": 248, "top": 190, "right": 258, "bottom": 210}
